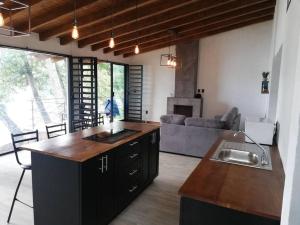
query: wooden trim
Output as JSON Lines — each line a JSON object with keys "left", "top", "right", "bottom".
{"left": 103, "top": 4, "right": 275, "bottom": 54}
{"left": 16, "top": 0, "right": 97, "bottom": 32}
{"left": 59, "top": 0, "right": 194, "bottom": 45}
{"left": 123, "top": 15, "right": 273, "bottom": 57}
{"left": 82, "top": 0, "right": 275, "bottom": 49}
{"left": 38, "top": 0, "right": 156, "bottom": 41}
{"left": 77, "top": 0, "right": 236, "bottom": 48}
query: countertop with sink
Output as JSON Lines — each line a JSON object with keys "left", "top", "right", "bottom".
{"left": 179, "top": 131, "right": 284, "bottom": 223}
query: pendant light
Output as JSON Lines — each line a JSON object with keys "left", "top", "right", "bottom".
{"left": 109, "top": 0, "right": 115, "bottom": 48}
{"left": 134, "top": 45, "right": 140, "bottom": 54}
{"left": 72, "top": 0, "right": 79, "bottom": 40}
{"left": 0, "top": 1, "right": 4, "bottom": 27}
{"left": 0, "top": 12, "right": 4, "bottom": 27}
{"left": 167, "top": 46, "right": 171, "bottom": 65}
{"left": 109, "top": 35, "right": 115, "bottom": 48}
{"left": 134, "top": 0, "right": 140, "bottom": 54}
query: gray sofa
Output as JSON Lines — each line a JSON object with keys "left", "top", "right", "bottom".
{"left": 160, "top": 107, "right": 241, "bottom": 157}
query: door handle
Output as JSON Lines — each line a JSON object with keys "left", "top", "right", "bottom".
{"left": 129, "top": 169, "right": 138, "bottom": 176}
{"left": 98, "top": 157, "right": 104, "bottom": 173}
{"left": 105, "top": 155, "right": 108, "bottom": 172}
{"left": 129, "top": 185, "right": 138, "bottom": 193}
{"left": 129, "top": 141, "right": 139, "bottom": 147}
{"left": 129, "top": 153, "right": 139, "bottom": 159}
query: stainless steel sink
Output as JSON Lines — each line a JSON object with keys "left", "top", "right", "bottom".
{"left": 210, "top": 141, "right": 272, "bottom": 170}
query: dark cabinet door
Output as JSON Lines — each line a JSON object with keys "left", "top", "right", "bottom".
{"left": 148, "top": 130, "right": 160, "bottom": 180}
{"left": 97, "top": 151, "right": 115, "bottom": 225}
{"left": 115, "top": 139, "right": 144, "bottom": 212}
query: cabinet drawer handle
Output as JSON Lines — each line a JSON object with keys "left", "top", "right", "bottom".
{"left": 129, "top": 169, "right": 138, "bottom": 176}
{"left": 99, "top": 157, "right": 104, "bottom": 173}
{"left": 129, "top": 153, "right": 139, "bottom": 159}
{"left": 129, "top": 185, "right": 138, "bottom": 193}
{"left": 129, "top": 141, "right": 139, "bottom": 146}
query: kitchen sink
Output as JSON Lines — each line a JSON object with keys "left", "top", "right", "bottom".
{"left": 210, "top": 141, "right": 272, "bottom": 170}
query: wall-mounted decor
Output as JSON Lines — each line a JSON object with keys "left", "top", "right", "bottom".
{"left": 261, "top": 72, "right": 270, "bottom": 94}
{"left": 0, "top": 0, "right": 31, "bottom": 37}
{"left": 287, "top": 0, "right": 292, "bottom": 12}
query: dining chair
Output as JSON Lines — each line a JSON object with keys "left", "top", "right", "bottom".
{"left": 45, "top": 123, "right": 67, "bottom": 139}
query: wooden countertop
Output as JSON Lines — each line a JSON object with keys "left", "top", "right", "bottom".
{"left": 21, "top": 121, "right": 160, "bottom": 162}
{"left": 178, "top": 131, "right": 284, "bottom": 221}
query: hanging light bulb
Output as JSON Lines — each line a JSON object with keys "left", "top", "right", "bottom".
{"left": 72, "top": 22, "right": 79, "bottom": 39}
{"left": 173, "top": 60, "right": 177, "bottom": 67}
{"left": 167, "top": 55, "right": 171, "bottom": 66}
{"left": 109, "top": 1, "right": 115, "bottom": 48}
{"left": 134, "top": 44, "right": 140, "bottom": 54}
{"left": 72, "top": 0, "right": 79, "bottom": 40}
{"left": 0, "top": 12, "right": 4, "bottom": 27}
{"left": 109, "top": 33, "right": 115, "bottom": 48}
{"left": 109, "top": 37, "right": 115, "bottom": 48}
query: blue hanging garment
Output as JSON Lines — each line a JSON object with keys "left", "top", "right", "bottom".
{"left": 104, "top": 99, "right": 120, "bottom": 117}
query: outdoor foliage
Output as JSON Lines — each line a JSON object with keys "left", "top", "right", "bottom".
{"left": 0, "top": 47, "right": 67, "bottom": 154}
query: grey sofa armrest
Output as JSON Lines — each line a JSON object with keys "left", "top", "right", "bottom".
{"left": 160, "top": 114, "right": 186, "bottom": 125}
{"left": 185, "top": 117, "right": 225, "bottom": 129}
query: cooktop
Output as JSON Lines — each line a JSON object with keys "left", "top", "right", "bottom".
{"left": 83, "top": 129, "right": 139, "bottom": 144}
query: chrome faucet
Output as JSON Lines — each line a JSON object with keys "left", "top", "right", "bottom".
{"left": 233, "top": 131, "right": 269, "bottom": 165}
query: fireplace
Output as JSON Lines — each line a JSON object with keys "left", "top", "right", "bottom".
{"left": 166, "top": 40, "right": 203, "bottom": 118}
{"left": 167, "top": 97, "right": 203, "bottom": 117}
{"left": 174, "top": 105, "right": 193, "bottom": 117}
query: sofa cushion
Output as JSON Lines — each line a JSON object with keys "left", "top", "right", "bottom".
{"left": 220, "top": 107, "right": 239, "bottom": 129}
{"left": 160, "top": 114, "right": 186, "bottom": 125}
{"left": 185, "top": 117, "right": 225, "bottom": 129}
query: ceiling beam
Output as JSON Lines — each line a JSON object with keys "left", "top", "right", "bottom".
{"left": 81, "top": 0, "right": 274, "bottom": 49}
{"left": 79, "top": 0, "right": 236, "bottom": 48}
{"left": 102, "top": 2, "right": 275, "bottom": 54}
{"left": 116, "top": 10, "right": 273, "bottom": 55}
{"left": 59, "top": 0, "right": 196, "bottom": 46}
{"left": 38, "top": 0, "right": 156, "bottom": 41}
{"left": 122, "top": 14, "right": 273, "bottom": 57}
{"left": 15, "top": 0, "right": 99, "bottom": 32}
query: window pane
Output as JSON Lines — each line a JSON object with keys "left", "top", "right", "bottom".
{"left": 113, "top": 64, "right": 125, "bottom": 121}
{"left": 97, "top": 62, "right": 111, "bottom": 124}
{"left": 0, "top": 48, "right": 68, "bottom": 154}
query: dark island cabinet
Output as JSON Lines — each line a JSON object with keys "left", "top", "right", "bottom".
{"left": 32, "top": 128, "right": 160, "bottom": 225}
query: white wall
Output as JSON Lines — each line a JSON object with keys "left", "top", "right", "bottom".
{"left": 269, "top": 0, "right": 300, "bottom": 225}
{"left": 129, "top": 47, "right": 175, "bottom": 121}
{"left": 129, "top": 21, "right": 273, "bottom": 123}
{"left": 197, "top": 21, "right": 273, "bottom": 123}
{"left": 0, "top": 33, "right": 130, "bottom": 63}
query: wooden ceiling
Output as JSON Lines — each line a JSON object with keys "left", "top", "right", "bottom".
{"left": 7, "top": 0, "right": 276, "bottom": 57}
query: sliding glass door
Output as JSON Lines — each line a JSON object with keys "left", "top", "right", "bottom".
{"left": 98, "top": 62, "right": 126, "bottom": 123}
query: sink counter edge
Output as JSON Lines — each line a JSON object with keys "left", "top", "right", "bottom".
{"left": 178, "top": 131, "right": 285, "bottom": 221}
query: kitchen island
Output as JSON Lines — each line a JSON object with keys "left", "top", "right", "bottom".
{"left": 179, "top": 131, "right": 284, "bottom": 225}
{"left": 22, "top": 121, "right": 160, "bottom": 225}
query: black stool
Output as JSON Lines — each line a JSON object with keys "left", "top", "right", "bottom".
{"left": 7, "top": 130, "right": 39, "bottom": 223}
{"left": 46, "top": 123, "right": 67, "bottom": 139}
